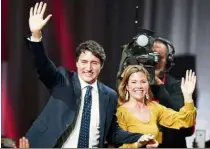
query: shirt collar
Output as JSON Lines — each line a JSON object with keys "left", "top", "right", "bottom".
{"left": 78, "top": 76, "right": 98, "bottom": 92}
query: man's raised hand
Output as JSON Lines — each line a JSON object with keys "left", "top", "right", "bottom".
{"left": 29, "top": 2, "right": 52, "bottom": 39}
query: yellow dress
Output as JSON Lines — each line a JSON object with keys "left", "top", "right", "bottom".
{"left": 116, "top": 101, "right": 196, "bottom": 148}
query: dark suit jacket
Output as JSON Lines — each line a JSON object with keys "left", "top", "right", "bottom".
{"left": 151, "top": 74, "right": 194, "bottom": 148}
{"left": 25, "top": 39, "right": 141, "bottom": 148}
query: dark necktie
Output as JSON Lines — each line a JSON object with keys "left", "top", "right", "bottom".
{"left": 77, "top": 86, "right": 93, "bottom": 148}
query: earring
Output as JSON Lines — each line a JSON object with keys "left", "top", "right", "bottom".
{"left": 145, "top": 93, "right": 149, "bottom": 100}
{"left": 125, "top": 91, "right": 129, "bottom": 101}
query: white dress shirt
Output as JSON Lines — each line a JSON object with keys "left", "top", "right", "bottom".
{"left": 62, "top": 76, "right": 100, "bottom": 148}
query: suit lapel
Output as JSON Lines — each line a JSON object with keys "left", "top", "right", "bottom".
{"left": 72, "top": 73, "right": 82, "bottom": 109}
{"left": 98, "top": 82, "right": 110, "bottom": 145}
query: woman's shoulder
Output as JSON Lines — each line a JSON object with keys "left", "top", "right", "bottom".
{"left": 148, "top": 101, "right": 163, "bottom": 110}
{"left": 117, "top": 104, "right": 128, "bottom": 112}
{"left": 148, "top": 100, "right": 159, "bottom": 106}
{"left": 116, "top": 105, "right": 129, "bottom": 122}
{"left": 117, "top": 104, "right": 132, "bottom": 117}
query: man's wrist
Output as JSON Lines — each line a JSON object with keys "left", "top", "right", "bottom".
{"left": 31, "top": 31, "right": 42, "bottom": 41}
{"left": 135, "top": 142, "right": 143, "bottom": 148}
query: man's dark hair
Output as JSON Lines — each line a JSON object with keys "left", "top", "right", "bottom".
{"left": 76, "top": 40, "right": 106, "bottom": 66}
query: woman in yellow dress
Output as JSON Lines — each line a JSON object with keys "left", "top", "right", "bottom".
{"left": 117, "top": 65, "right": 196, "bottom": 148}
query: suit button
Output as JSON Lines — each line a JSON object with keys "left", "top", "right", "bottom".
{"left": 66, "top": 124, "right": 69, "bottom": 127}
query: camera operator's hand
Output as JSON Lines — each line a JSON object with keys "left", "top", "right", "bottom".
{"left": 155, "top": 76, "right": 164, "bottom": 85}
{"left": 154, "top": 68, "right": 164, "bottom": 85}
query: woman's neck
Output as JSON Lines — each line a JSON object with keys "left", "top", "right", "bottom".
{"left": 128, "top": 97, "right": 146, "bottom": 109}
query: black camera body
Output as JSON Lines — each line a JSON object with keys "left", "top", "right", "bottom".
{"left": 116, "top": 29, "right": 160, "bottom": 87}
{"left": 116, "top": 29, "right": 175, "bottom": 88}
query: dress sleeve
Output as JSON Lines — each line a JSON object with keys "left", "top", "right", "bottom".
{"left": 157, "top": 102, "right": 196, "bottom": 129}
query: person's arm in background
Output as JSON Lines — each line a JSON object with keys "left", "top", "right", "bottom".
{"left": 25, "top": 2, "right": 65, "bottom": 90}
{"left": 152, "top": 75, "right": 184, "bottom": 111}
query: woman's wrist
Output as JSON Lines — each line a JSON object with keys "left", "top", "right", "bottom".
{"left": 183, "top": 94, "right": 193, "bottom": 101}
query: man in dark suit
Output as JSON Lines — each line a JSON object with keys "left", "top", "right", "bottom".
{"left": 25, "top": 2, "right": 158, "bottom": 148}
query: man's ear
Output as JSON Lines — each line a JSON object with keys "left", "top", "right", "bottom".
{"left": 100, "top": 63, "right": 104, "bottom": 70}
{"left": 76, "top": 61, "right": 79, "bottom": 68}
